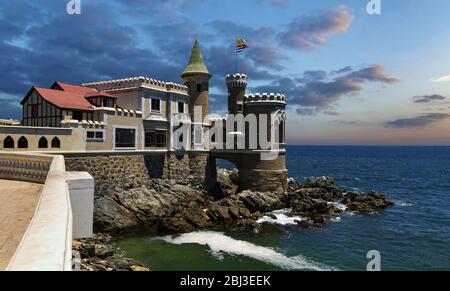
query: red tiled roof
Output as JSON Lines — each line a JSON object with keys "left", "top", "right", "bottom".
{"left": 84, "top": 91, "right": 117, "bottom": 98}
{"left": 53, "top": 82, "right": 97, "bottom": 94}
{"left": 34, "top": 87, "right": 94, "bottom": 111}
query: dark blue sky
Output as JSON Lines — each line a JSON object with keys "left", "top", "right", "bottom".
{"left": 1, "top": 0, "right": 449, "bottom": 144}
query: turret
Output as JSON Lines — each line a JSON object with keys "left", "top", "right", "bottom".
{"left": 226, "top": 73, "right": 248, "bottom": 114}
{"left": 181, "top": 40, "right": 211, "bottom": 121}
{"left": 181, "top": 40, "right": 211, "bottom": 150}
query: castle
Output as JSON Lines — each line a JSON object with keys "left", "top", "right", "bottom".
{"left": 0, "top": 40, "right": 288, "bottom": 193}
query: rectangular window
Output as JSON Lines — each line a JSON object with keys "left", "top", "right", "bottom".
{"left": 115, "top": 128, "right": 136, "bottom": 148}
{"left": 87, "top": 131, "right": 104, "bottom": 140}
{"left": 178, "top": 102, "right": 185, "bottom": 113}
{"left": 197, "top": 84, "right": 202, "bottom": 93}
{"left": 151, "top": 99, "right": 161, "bottom": 112}
{"left": 145, "top": 130, "right": 166, "bottom": 148}
{"left": 72, "top": 111, "right": 83, "bottom": 121}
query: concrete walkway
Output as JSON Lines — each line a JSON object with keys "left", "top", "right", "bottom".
{"left": 0, "top": 180, "right": 42, "bottom": 270}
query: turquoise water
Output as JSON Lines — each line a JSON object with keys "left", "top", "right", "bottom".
{"left": 116, "top": 146, "right": 450, "bottom": 271}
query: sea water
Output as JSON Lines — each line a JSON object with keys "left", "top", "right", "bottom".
{"left": 116, "top": 146, "right": 450, "bottom": 271}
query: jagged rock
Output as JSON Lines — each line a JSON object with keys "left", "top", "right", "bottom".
{"left": 92, "top": 171, "right": 393, "bottom": 235}
{"left": 73, "top": 234, "right": 149, "bottom": 272}
{"left": 287, "top": 178, "right": 300, "bottom": 192}
{"left": 238, "top": 191, "right": 286, "bottom": 213}
{"left": 158, "top": 217, "right": 195, "bottom": 233}
{"left": 302, "top": 176, "right": 338, "bottom": 189}
{"left": 342, "top": 190, "right": 393, "bottom": 212}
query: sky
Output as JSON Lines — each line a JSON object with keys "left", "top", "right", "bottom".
{"left": 1, "top": 0, "right": 450, "bottom": 145}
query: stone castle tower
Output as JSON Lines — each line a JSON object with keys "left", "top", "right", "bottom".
{"left": 226, "top": 73, "right": 248, "bottom": 114}
{"left": 224, "top": 73, "right": 287, "bottom": 193}
{"left": 179, "top": 40, "right": 288, "bottom": 193}
{"left": 181, "top": 40, "right": 211, "bottom": 150}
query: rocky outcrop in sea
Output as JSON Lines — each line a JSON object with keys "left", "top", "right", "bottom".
{"left": 91, "top": 169, "right": 393, "bottom": 234}
{"left": 73, "top": 234, "right": 149, "bottom": 271}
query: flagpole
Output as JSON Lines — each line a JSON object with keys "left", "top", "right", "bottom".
{"left": 235, "top": 37, "right": 238, "bottom": 73}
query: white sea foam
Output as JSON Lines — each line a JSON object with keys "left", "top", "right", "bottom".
{"left": 157, "top": 231, "right": 336, "bottom": 271}
{"left": 331, "top": 217, "right": 341, "bottom": 223}
{"left": 256, "top": 209, "right": 306, "bottom": 226}
{"left": 393, "top": 200, "right": 413, "bottom": 207}
{"left": 328, "top": 202, "right": 348, "bottom": 211}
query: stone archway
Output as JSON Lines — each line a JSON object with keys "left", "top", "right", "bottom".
{"left": 210, "top": 151, "right": 288, "bottom": 194}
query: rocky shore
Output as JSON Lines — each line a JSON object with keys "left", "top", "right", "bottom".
{"left": 74, "top": 170, "right": 393, "bottom": 271}
{"left": 73, "top": 234, "right": 149, "bottom": 271}
{"left": 92, "top": 169, "right": 394, "bottom": 234}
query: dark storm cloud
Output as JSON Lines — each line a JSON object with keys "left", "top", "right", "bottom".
{"left": 0, "top": 3, "right": 182, "bottom": 109}
{"left": 386, "top": 113, "right": 450, "bottom": 128}
{"left": 0, "top": 1, "right": 356, "bottom": 118}
{"left": 254, "top": 65, "right": 399, "bottom": 115}
{"left": 278, "top": 6, "right": 353, "bottom": 50}
{"left": 413, "top": 94, "right": 447, "bottom": 103}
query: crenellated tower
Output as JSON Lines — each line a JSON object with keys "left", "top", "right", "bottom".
{"left": 226, "top": 73, "right": 248, "bottom": 114}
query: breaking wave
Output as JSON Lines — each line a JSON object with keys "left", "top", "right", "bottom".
{"left": 256, "top": 209, "right": 306, "bottom": 226}
{"left": 157, "top": 231, "right": 336, "bottom": 271}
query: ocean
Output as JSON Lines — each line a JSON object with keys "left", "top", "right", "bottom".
{"left": 116, "top": 146, "right": 450, "bottom": 271}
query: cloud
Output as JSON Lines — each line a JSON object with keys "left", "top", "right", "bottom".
{"left": 0, "top": 2, "right": 357, "bottom": 118}
{"left": 254, "top": 65, "right": 399, "bottom": 115}
{"left": 386, "top": 113, "right": 450, "bottom": 128}
{"left": 431, "top": 75, "right": 450, "bottom": 82}
{"left": 331, "top": 120, "right": 359, "bottom": 126}
{"left": 413, "top": 94, "right": 447, "bottom": 103}
{"left": 296, "top": 108, "right": 315, "bottom": 116}
{"left": 278, "top": 6, "right": 353, "bottom": 50}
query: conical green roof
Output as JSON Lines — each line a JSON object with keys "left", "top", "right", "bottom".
{"left": 181, "top": 40, "right": 210, "bottom": 77}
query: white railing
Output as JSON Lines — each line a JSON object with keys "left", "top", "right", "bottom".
{"left": 0, "top": 152, "right": 94, "bottom": 271}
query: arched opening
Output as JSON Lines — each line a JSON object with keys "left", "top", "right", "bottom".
{"left": 38, "top": 137, "right": 48, "bottom": 149}
{"left": 211, "top": 158, "right": 240, "bottom": 197}
{"left": 279, "top": 120, "right": 285, "bottom": 144}
{"left": 3, "top": 136, "right": 14, "bottom": 148}
{"left": 51, "top": 137, "right": 61, "bottom": 148}
{"left": 18, "top": 136, "right": 28, "bottom": 149}
{"left": 274, "top": 110, "right": 286, "bottom": 147}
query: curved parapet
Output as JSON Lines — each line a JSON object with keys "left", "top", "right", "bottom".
{"left": 244, "top": 93, "right": 286, "bottom": 105}
{"left": 226, "top": 73, "right": 248, "bottom": 88}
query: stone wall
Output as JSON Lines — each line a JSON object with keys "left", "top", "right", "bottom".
{"left": 64, "top": 152, "right": 212, "bottom": 198}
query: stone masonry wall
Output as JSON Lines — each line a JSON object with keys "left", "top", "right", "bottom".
{"left": 64, "top": 152, "right": 211, "bottom": 198}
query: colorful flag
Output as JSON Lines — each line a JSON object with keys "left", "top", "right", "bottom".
{"left": 236, "top": 38, "right": 249, "bottom": 53}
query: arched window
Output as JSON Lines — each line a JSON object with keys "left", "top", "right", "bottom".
{"left": 18, "top": 136, "right": 28, "bottom": 149}
{"left": 279, "top": 120, "right": 285, "bottom": 144}
{"left": 51, "top": 137, "right": 61, "bottom": 148}
{"left": 38, "top": 137, "right": 48, "bottom": 148}
{"left": 3, "top": 136, "right": 14, "bottom": 148}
